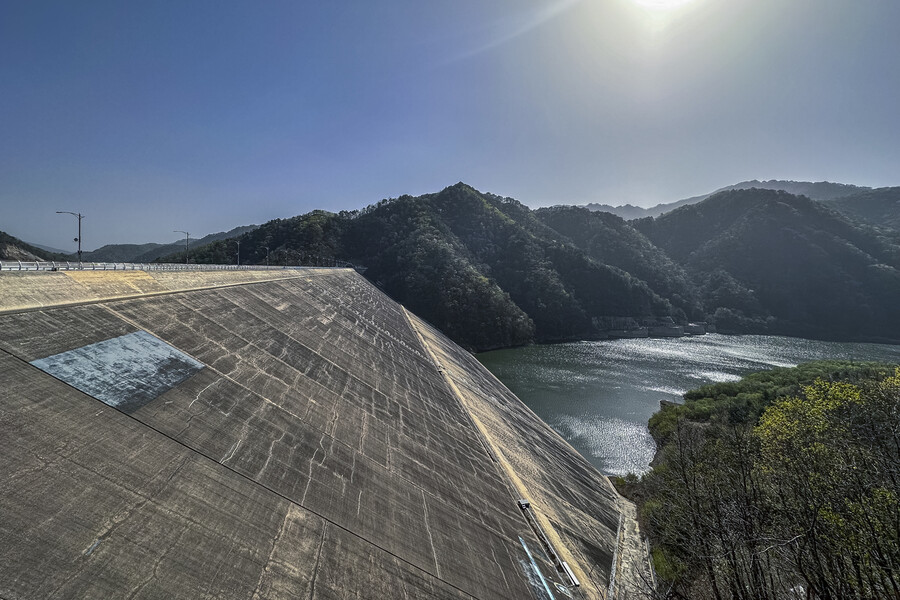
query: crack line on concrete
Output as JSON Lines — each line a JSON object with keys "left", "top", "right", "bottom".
{"left": 307, "top": 523, "right": 328, "bottom": 600}
{"left": 257, "top": 430, "right": 286, "bottom": 479}
{"left": 251, "top": 505, "right": 293, "bottom": 600}
{"left": 222, "top": 439, "right": 241, "bottom": 464}
{"left": 300, "top": 433, "right": 327, "bottom": 506}
{"left": 189, "top": 379, "right": 220, "bottom": 408}
{"left": 421, "top": 490, "right": 442, "bottom": 579}
{"left": 125, "top": 523, "right": 189, "bottom": 600}
{"left": 490, "top": 542, "right": 513, "bottom": 593}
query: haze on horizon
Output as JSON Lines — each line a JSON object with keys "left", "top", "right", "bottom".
{"left": 2, "top": 0, "right": 899, "bottom": 251}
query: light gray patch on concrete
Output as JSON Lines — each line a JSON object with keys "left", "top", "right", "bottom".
{"left": 30, "top": 330, "right": 204, "bottom": 413}
{"left": 520, "top": 537, "right": 556, "bottom": 600}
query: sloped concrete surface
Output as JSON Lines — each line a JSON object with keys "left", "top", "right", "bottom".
{"left": 31, "top": 330, "right": 204, "bottom": 412}
{"left": 0, "top": 269, "right": 638, "bottom": 599}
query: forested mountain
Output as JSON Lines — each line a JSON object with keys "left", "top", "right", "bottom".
{"left": 78, "top": 225, "right": 258, "bottom": 263}
{"left": 587, "top": 179, "right": 870, "bottom": 219}
{"left": 180, "top": 183, "right": 681, "bottom": 350}
{"left": 171, "top": 183, "right": 900, "bottom": 350}
{"left": 825, "top": 186, "right": 900, "bottom": 233}
{"left": 534, "top": 206, "right": 704, "bottom": 319}
{"left": 0, "top": 231, "right": 69, "bottom": 261}
{"left": 635, "top": 188, "right": 900, "bottom": 341}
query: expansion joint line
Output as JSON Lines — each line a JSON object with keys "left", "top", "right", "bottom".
{"left": 2, "top": 349, "right": 486, "bottom": 600}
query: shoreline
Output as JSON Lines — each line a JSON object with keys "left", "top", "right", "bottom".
{"left": 477, "top": 335, "right": 900, "bottom": 478}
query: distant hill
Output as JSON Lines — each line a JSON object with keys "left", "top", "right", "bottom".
{"left": 78, "top": 225, "right": 258, "bottom": 262}
{"left": 0, "top": 231, "right": 69, "bottom": 262}
{"left": 730, "top": 179, "right": 870, "bottom": 202}
{"left": 634, "top": 188, "right": 900, "bottom": 341}
{"left": 28, "top": 242, "right": 71, "bottom": 255}
{"left": 586, "top": 180, "right": 871, "bottom": 219}
{"left": 80, "top": 242, "right": 166, "bottom": 263}
{"left": 580, "top": 203, "right": 658, "bottom": 220}
{"left": 824, "top": 186, "right": 900, "bottom": 232}
{"left": 584, "top": 194, "right": 707, "bottom": 220}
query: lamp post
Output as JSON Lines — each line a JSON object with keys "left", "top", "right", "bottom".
{"left": 262, "top": 245, "right": 270, "bottom": 267}
{"left": 233, "top": 239, "right": 241, "bottom": 266}
{"left": 174, "top": 230, "right": 190, "bottom": 264}
{"left": 56, "top": 211, "right": 84, "bottom": 263}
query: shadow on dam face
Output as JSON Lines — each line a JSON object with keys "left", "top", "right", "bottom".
{"left": 0, "top": 268, "right": 640, "bottom": 599}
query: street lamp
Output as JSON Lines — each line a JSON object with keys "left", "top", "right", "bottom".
{"left": 174, "top": 230, "right": 190, "bottom": 264}
{"left": 56, "top": 211, "right": 84, "bottom": 262}
{"left": 233, "top": 239, "right": 241, "bottom": 266}
{"left": 262, "top": 245, "right": 270, "bottom": 267}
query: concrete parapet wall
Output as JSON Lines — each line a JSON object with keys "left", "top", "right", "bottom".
{"left": 0, "top": 268, "right": 338, "bottom": 314}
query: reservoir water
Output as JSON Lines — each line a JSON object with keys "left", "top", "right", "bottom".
{"left": 477, "top": 334, "right": 900, "bottom": 477}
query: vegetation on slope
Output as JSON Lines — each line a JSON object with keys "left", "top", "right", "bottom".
{"left": 169, "top": 183, "right": 900, "bottom": 350}
{"left": 617, "top": 361, "right": 900, "bottom": 600}
{"left": 535, "top": 206, "right": 704, "bottom": 319}
{"left": 825, "top": 186, "right": 900, "bottom": 234}
{"left": 635, "top": 188, "right": 900, "bottom": 341}
{"left": 0, "top": 231, "right": 70, "bottom": 261}
{"left": 176, "top": 183, "right": 681, "bottom": 350}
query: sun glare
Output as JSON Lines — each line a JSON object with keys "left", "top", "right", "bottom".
{"left": 631, "top": 0, "right": 696, "bottom": 10}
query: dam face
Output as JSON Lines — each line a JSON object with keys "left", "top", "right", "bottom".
{"left": 0, "top": 268, "right": 635, "bottom": 599}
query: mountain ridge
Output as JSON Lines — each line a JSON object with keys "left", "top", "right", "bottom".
{"left": 585, "top": 179, "right": 873, "bottom": 219}
{"left": 635, "top": 188, "right": 900, "bottom": 341}
{"left": 172, "top": 183, "right": 900, "bottom": 349}
{"left": 11, "top": 180, "right": 897, "bottom": 349}
{"left": 77, "top": 225, "right": 259, "bottom": 262}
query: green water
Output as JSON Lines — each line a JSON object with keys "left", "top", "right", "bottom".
{"left": 477, "top": 334, "right": 900, "bottom": 477}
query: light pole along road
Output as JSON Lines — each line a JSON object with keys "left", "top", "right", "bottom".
{"left": 56, "top": 211, "right": 85, "bottom": 263}
{"left": 174, "top": 230, "right": 190, "bottom": 264}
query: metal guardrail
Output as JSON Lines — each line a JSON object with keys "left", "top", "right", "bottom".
{"left": 0, "top": 261, "right": 351, "bottom": 272}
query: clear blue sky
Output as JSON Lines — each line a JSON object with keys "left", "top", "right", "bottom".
{"left": 3, "top": 0, "right": 899, "bottom": 250}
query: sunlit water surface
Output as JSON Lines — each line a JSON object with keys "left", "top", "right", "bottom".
{"left": 477, "top": 334, "right": 900, "bottom": 477}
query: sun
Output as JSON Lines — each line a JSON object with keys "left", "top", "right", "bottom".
{"left": 631, "top": 0, "right": 696, "bottom": 10}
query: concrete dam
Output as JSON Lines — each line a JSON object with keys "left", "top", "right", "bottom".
{"left": 0, "top": 268, "right": 648, "bottom": 599}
